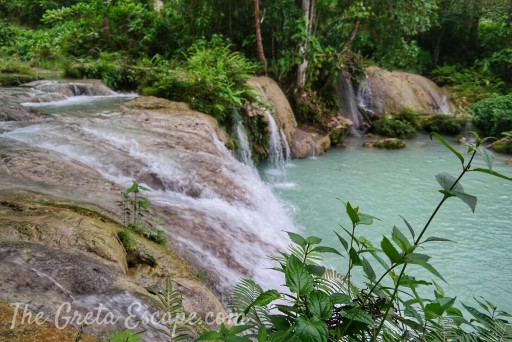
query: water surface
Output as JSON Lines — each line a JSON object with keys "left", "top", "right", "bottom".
{"left": 262, "top": 135, "right": 512, "bottom": 312}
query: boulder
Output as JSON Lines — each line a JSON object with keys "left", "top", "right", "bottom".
{"left": 365, "top": 66, "right": 455, "bottom": 116}
{"left": 291, "top": 126, "right": 331, "bottom": 159}
{"left": 248, "top": 76, "right": 298, "bottom": 145}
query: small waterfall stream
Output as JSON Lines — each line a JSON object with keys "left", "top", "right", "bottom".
{"left": 262, "top": 110, "right": 289, "bottom": 169}
{"left": 235, "top": 122, "right": 256, "bottom": 170}
{"left": 337, "top": 72, "right": 363, "bottom": 135}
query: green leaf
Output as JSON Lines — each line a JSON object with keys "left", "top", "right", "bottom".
{"left": 392, "top": 226, "right": 412, "bottom": 252}
{"left": 346, "top": 202, "right": 360, "bottom": 225}
{"left": 306, "top": 236, "right": 322, "bottom": 245}
{"left": 435, "top": 172, "right": 463, "bottom": 192}
{"left": 430, "top": 132, "right": 464, "bottom": 166}
{"left": 406, "top": 259, "right": 445, "bottom": 282}
{"left": 452, "top": 190, "right": 477, "bottom": 213}
{"left": 330, "top": 293, "right": 355, "bottom": 305}
{"left": 334, "top": 231, "right": 348, "bottom": 251}
{"left": 472, "top": 168, "right": 512, "bottom": 181}
{"left": 268, "top": 315, "right": 291, "bottom": 330}
{"left": 400, "top": 216, "right": 415, "bottom": 239}
{"left": 306, "top": 264, "right": 326, "bottom": 277}
{"left": 381, "top": 236, "right": 403, "bottom": 264}
{"left": 340, "top": 308, "right": 374, "bottom": 326}
{"left": 361, "top": 257, "right": 376, "bottom": 282}
{"left": 228, "top": 325, "right": 256, "bottom": 335}
{"left": 258, "top": 326, "right": 267, "bottom": 342}
{"left": 294, "top": 316, "right": 328, "bottom": 342}
{"left": 423, "top": 236, "right": 454, "bottom": 243}
{"left": 285, "top": 255, "right": 313, "bottom": 295}
{"left": 476, "top": 146, "right": 494, "bottom": 171}
{"left": 348, "top": 247, "right": 361, "bottom": 266}
{"left": 312, "top": 246, "right": 342, "bottom": 256}
{"left": 358, "top": 213, "right": 374, "bottom": 225}
{"left": 306, "top": 291, "right": 334, "bottom": 319}
{"left": 287, "top": 232, "right": 307, "bottom": 248}
{"left": 243, "top": 290, "right": 280, "bottom": 315}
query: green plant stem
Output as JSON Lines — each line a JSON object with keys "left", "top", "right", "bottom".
{"left": 374, "top": 150, "right": 477, "bottom": 338}
{"left": 346, "top": 222, "right": 357, "bottom": 297}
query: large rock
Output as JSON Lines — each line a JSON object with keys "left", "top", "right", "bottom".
{"left": 364, "top": 66, "right": 454, "bottom": 116}
{"left": 0, "top": 85, "right": 294, "bottom": 339}
{"left": 291, "top": 126, "right": 331, "bottom": 159}
{"left": 248, "top": 76, "right": 298, "bottom": 145}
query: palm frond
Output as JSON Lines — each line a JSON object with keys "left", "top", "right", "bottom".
{"left": 230, "top": 278, "right": 271, "bottom": 327}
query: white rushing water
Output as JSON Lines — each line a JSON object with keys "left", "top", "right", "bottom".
{"left": 263, "top": 109, "right": 286, "bottom": 169}
{"left": 235, "top": 122, "right": 256, "bottom": 170}
{"left": 1, "top": 92, "right": 296, "bottom": 294}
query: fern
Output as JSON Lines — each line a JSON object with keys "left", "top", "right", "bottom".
{"left": 230, "top": 279, "right": 271, "bottom": 327}
{"left": 145, "top": 278, "right": 195, "bottom": 341}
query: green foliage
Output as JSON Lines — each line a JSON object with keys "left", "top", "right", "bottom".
{"left": 145, "top": 278, "right": 196, "bottom": 341}
{"left": 144, "top": 35, "right": 257, "bottom": 127}
{"left": 104, "top": 328, "right": 144, "bottom": 342}
{"left": 470, "top": 93, "right": 512, "bottom": 137}
{"left": 198, "top": 133, "right": 512, "bottom": 341}
{"left": 431, "top": 64, "right": 506, "bottom": 106}
{"left": 63, "top": 53, "right": 151, "bottom": 90}
{"left": 420, "top": 114, "right": 466, "bottom": 135}
{"left": 372, "top": 116, "right": 417, "bottom": 139}
{"left": 117, "top": 181, "right": 168, "bottom": 246}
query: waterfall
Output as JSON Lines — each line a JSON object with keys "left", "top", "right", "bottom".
{"left": 2, "top": 91, "right": 296, "bottom": 294}
{"left": 263, "top": 110, "right": 286, "bottom": 169}
{"left": 235, "top": 122, "right": 256, "bottom": 169}
{"left": 438, "top": 93, "right": 452, "bottom": 114}
{"left": 357, "top": 79, "right": 374, "bottom": 119}
{"left": 337, "top": 72, "right": 363, "bottom": 135}
{"left": 280, "top": 129, "right": 291, "bottom": 163}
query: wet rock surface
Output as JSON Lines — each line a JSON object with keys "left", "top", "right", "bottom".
{"left": 0, "top": 81, "right": 291, "bottom": 340}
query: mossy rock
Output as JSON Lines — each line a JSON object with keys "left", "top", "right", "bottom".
{"left": 371, "top": 117, "right": 416, "bottom": 139}
{"left": 420, "top": 114, "right": 466, "bottom": 135}
{"left": 363, "top": 138, "right": 406, "bottom": 149}
{"left": 492, "top": 139, "right": 512, "bottom": 154}
{"left": 0, "top": 73, "right": 37, "bottom": 86}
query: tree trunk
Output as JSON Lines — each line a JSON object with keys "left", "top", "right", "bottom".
{"left": 254, "top": 0, "right": 268, "bottom": 74}
{"left": 338, "top": 18, "right": 362, "bottom": 59}
{"left": 468, "top": 15, "right": 480, "bottom": 52}
{"left": 296, "top": 0, "right": 313, "bottom": 95}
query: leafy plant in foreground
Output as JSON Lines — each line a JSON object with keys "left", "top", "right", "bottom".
{"left": 198, "top": 132, "right": 512, "bottom": 341}
{"left": 117, "top": 180, "right": 167, "bottom": 245}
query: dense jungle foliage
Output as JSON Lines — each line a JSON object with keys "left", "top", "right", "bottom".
{"left": 1, "top": 0, "right": 511, "bottom": 132}
{"left": 2, "top": 1, "right": 512, "bottom": 341}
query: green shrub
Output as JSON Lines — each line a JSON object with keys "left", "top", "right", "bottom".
{"left": 63, "top": 53, "right": 150, "bottom": 90}
{"left": 394, "top": 107, "right": 422, "bottom": 129}
{"left": 431, "top": 65, "right": 506, "bottom": 105}
{"left": 420, "top": 114, "right": 466, "bottom": 135}
{"left": 470, "top": 93, "right": 512, "bottom": 137}
{"left": 144, "top": 35, "right": 257, "bottom": 128}
{"left": 372, "top": 117, "right": 416, "bottom": 139}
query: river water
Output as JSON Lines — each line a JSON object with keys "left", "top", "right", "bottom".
{"left": 262, "top": 135, "right": 512, "bottom": 313}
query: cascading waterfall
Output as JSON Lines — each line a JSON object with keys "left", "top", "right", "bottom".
{"left": 337, "top": 72, "right": 363, "bottom": 135}
{"left": 234, "top": 122, "right": 256, "bottom": 170}
{"left": 263, "top": 110, "right": 287, "bottom": 169}
{"left": 280, "top": 129, "right": 291, "bottom": 162}
{"left": 356, "top": 78, "right": 374, "bottom": 119}
{"left": 1, "top": 88, "right": 296, "bottom": 294}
